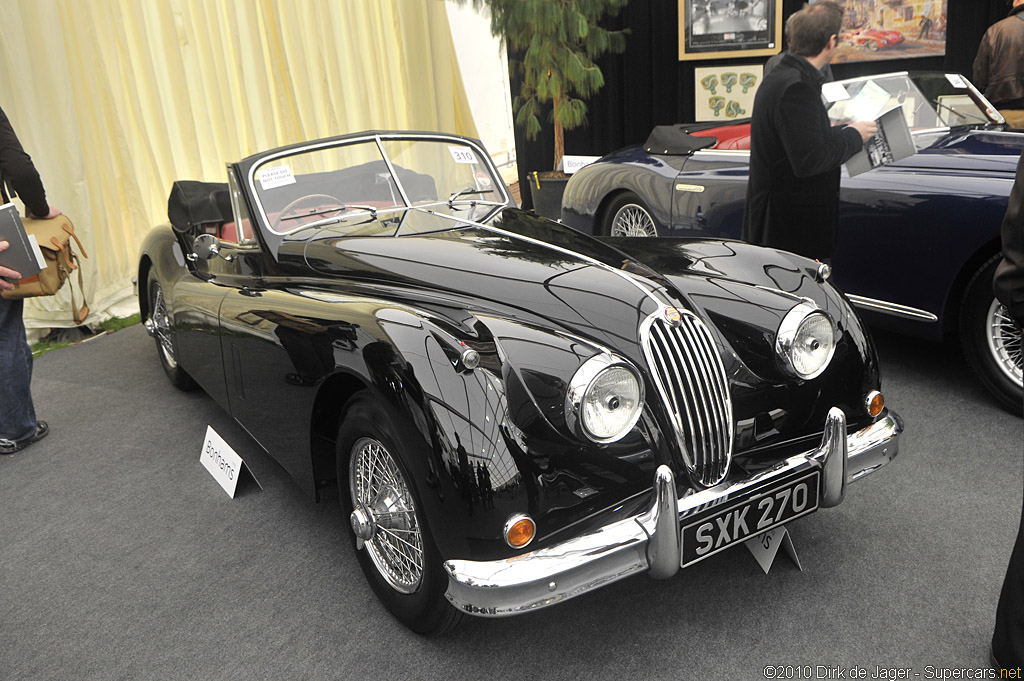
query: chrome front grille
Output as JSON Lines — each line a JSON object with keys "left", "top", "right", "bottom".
{"left": 641, "top": 308, "right": 734, "bottom": 487}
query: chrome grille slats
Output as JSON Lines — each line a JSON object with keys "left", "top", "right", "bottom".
{"left": 641, "top": 309, "right": 734, "bottom": 487}
{"left": 684, "top": 314, "right": 731, "bottom": 481}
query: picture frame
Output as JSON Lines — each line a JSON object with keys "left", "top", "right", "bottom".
{"left": 678, "top": 0, "right": 783, "bottom": 61}
{"left": 694, "top": 64, "right": 763, "bottom": 121}
{"left": 830, "top": 0, "right": 948, "bottom": 64}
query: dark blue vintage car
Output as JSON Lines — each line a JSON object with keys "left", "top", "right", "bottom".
{"left": 562, "top": 72, "right": 1024, "bottom": 414}
{"left": 138, "top": 131, "right": 901, "bottom": 633}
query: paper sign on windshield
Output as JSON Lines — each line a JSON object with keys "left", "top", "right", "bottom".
{"left": 258, "top": 165, "right": 296, "bottom": 190}
{"left": 448, "top": 146, "right": 478, "bottom": 164}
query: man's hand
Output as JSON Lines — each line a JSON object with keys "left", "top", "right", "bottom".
{"left": 848, "top": 120, "right": 878, "bottom": 143}
{"left": 26, "top": 206, "right": 62, "bottom": 219}
{"left": 0, "top": 240, "right": 23, "bottom": 291}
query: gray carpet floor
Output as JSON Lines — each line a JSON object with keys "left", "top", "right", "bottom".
{"left": 1, "top": 323, "right": 1020, "bottom": 680}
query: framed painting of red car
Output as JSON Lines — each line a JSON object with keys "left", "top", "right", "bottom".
{"left": 831, "top": 0, "right": 947, "bottom": 63}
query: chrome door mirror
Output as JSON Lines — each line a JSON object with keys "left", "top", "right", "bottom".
{"left": 191, "top": 233, "right": 232, "bottom": 262}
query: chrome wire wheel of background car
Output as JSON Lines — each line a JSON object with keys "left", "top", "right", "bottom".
{"left": 960, "top": 255, "right": 1023, "bottom": 416}
{"left": 986, "top": 299, "right": 1023, "bottom": 388}
{"left": 604, "top": 192, "right": 658, "bottom": 237}
{"left": 144, "top": 272, "right": 196, "bottom": 390}
{"left": 349, "top": 436, "right": 424, "bottom": 594}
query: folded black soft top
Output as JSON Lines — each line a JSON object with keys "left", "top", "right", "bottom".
{"left": 643, "top": 125, "right": 718, "bottom": 155}
{"left": 167, "top": 180, "right": 231, "bottom": 233}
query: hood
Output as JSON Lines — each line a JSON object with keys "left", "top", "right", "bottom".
{"left": 281, "top": 208, "right": 675, "bottom": 362}
{"left": 904, "top": 129, "right": 1024, "bottom": 174}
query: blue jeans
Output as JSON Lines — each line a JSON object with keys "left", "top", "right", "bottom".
{"left": 0, "top": 297, "right": 37, "bottom": 442}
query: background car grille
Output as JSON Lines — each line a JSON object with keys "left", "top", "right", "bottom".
{"left": 641, "top": 309, "right": 734, "bottom": 487}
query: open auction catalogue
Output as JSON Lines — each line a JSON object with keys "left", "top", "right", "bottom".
{"left": 844, "top": 106, "right": 916, "bottom": 177}
{"left": 823, "top": 79, "right": 916, "bottom": 177}
{"left": 0, "top": 202, "right": 46, "bottom": 278}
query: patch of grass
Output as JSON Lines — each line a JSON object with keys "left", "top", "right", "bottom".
{"left": 31, "top": 339, "right": 73, "bottom": 358}
{"left": 98, "top": 313, "right": 141, "bottom": 333}
{"left": 30, "top": 313, "right": 142, "bottom": 358}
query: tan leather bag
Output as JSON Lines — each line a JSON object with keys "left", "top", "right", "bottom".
{"left": 1, "top": 214, "right": 89, "bottom": 324}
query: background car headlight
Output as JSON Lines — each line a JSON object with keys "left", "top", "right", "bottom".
{"left": 565, "top": 353, "right": 644, "bottom": 443}
{"left": 776, "top": 302, "right": 837, "bottom": 380}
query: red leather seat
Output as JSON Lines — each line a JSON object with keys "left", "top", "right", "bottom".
{"left": 221, "top": 222, "right": 238, "bottom": 243}
{"left": 691, "top": 123, "right": 751, "bottom": 150}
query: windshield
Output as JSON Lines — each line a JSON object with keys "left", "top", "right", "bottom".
{"left": 250, "top": 135, "right": 507, "bottom": 238}
{"left": 826, "top": 73, "right": 1003, "bottom": 131}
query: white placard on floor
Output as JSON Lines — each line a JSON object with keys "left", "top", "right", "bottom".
{"left": 199, "top": 425, "right": 260, "bottom": 498}
{"left": 745, "top": 526, "right": 803, "bottom": 574}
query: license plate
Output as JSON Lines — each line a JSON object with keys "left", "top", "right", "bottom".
{"left": 680, "top": 471, "right": 820, "bottom": 568}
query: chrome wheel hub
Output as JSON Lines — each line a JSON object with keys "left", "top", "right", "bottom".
{"left": 986, "top": 299, "right": 1023, "bottom": 387}
{"left": 611, "top": 204, "right": 657, "bottom": 237}
{"left": 350, "top": 504, "right": 375, "bottom": 546}
{"left": 349, "top": 437, "right": 424, "bottom": 593}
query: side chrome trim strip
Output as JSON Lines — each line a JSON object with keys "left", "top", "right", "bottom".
{"left": 847, "top": 294, "right": 939, "bottom": 322}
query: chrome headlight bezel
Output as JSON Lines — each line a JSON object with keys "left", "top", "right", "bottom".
{"left": 564, "top": 353, "right": 645, "bottom": 444}
{"left": 776, "top": 302, "right": 837, "bottom": 380}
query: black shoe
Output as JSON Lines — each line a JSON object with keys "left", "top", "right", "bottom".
{"left": 0, "top": 421, "right": 49, "bottom": 455}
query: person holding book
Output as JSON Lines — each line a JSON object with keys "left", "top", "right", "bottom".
{"left": 742, "top": 1, "right": 875, "bottom": 261}
{"left": 0, "top": 104, "right": 59, "bottom": 455}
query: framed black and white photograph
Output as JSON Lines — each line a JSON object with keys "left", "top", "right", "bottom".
{"left": 678, "top": 0, "right": 783, "bottom": 61}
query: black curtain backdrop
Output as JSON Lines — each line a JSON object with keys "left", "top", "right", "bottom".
{"left": 514, "top": 0, "right": 1013, "bottom": 208}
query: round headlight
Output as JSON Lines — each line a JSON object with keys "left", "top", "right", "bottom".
{"left": 776, "top": 303, "right": 837, "bottom": 379}
{"left": 565, "top": 354, "right": 644, "bottom": 443}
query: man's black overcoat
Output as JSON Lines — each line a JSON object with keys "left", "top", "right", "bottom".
{"left": 991, "top": 151, "right": 1024, "bottom": 670}
{"left": 741, "top": 52, "right": 862, "bottom": 259}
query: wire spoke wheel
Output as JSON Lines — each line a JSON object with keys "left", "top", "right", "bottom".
{"left": 610, "top": 203, "right": 657, "bottom": 237}
{"left": 151, "top": 284, "right": 178, "bottom": 369}
{"left": 986, "top": 299, "right": 1023, "bottom": 388}
{"left": 349, "top": 436, "right": 424, "bottom": 594}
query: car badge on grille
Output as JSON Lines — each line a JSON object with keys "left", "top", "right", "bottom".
{"left": 663, "top": 307, "right": 683, "bottom": 327}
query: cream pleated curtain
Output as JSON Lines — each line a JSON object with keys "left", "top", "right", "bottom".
{"left": 0, "top": 0, "right": 478, "bottom": 328}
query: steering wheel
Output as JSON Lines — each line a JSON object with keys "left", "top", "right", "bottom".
{"left": 271, "top": 193, "right": 346, "bottom": 232}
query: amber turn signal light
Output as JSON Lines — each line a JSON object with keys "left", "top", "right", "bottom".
{"left": 504, "top": 514, "right": 536, "bottom": 549}
{"left": 865, "top": 391, "right": 884, "bottom": 417}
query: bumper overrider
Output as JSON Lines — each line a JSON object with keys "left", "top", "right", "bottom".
{"left": 444, "top": 406, "right": 903, "bottom": 617}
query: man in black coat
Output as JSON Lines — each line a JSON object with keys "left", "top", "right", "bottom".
{"left": 991, "top": 151, "right": 1024, "bottom": 673}
{"left": 742, "top": 1, "right": 875, "bottom": 260}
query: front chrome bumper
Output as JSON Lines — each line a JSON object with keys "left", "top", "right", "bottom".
{"left": 444, "top": 407, "right": 903, "bottom": 617}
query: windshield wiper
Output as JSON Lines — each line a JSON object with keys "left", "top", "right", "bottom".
{"left": 283, "top": 205, "right": 381, "bottom": 236}
{"left": 933, "top": 99, "right": 992, "bottom": 127}
{"left": 447, "top": 187, "right": 495, "bottom": 208}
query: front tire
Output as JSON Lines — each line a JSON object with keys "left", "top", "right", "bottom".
{"left": 960, "top": 255, "right": 1023, "bottom": 415}
{"left": 602, "top": 192, "right": 659, "bottom": 237}
{"left": 336, "top": 393, "right": 463, "bottom": 634}
{"left": 146, "top": 272, "right": 197, "bottom": 391}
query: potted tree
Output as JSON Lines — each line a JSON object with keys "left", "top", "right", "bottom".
{"left": 468, "top": 0, "right": 628, "bottom": 218}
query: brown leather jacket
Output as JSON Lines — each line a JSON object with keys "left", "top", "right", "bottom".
{"left": 973, "top": 5, "right": 1024, "bottom": 109}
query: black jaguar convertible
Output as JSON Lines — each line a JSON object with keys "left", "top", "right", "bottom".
{"left": 139, "top": 131, "right": 902, "bottom": 633}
